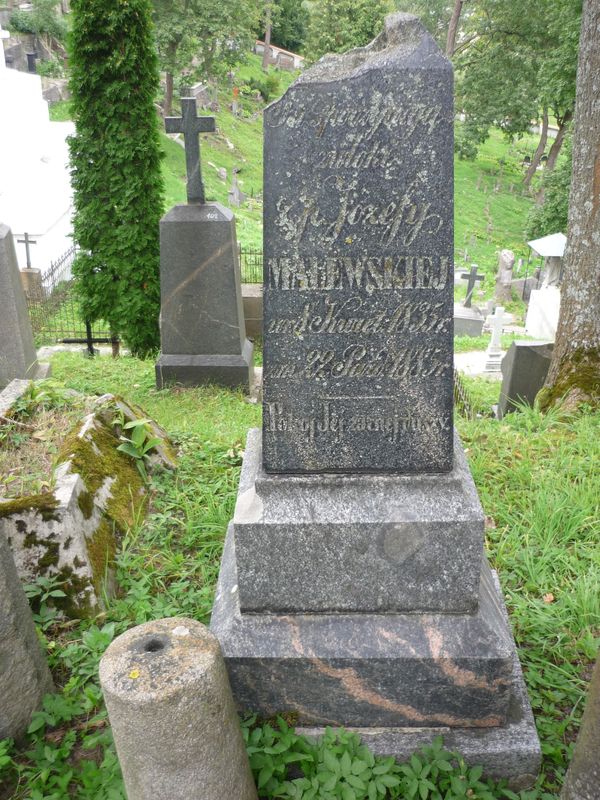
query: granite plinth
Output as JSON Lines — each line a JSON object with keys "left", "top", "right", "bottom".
{"left": 158, "top": 202, "right": 246, "bottom": 356}
{"left": 232, "top": 429, "right": 483, "bottom": 614}
{"left": 155, "top": 339, "right": 254, "bottom": 390}
{"left": 262, "top": 15, "right": 454, "bottom": 474}
{"left": 212, "top": 527, "right": 515, "bottom": 728}
{"left": 298, "top": 652, "right": 540, "bottom": 791}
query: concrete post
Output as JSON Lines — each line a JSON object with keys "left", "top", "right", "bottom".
{"left": 99, "top": 617, "right": 258, "bottom": 800}
{"left": 0, "top": 528, "right": 53, "bottom": 740}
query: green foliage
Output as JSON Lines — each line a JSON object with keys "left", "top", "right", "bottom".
{"left": 247, "top": 72, "right": 281, "bottom": 102}
{"left": 9, "top": 379, "right": 73, "bottom": 418}
{"left": 68, "top": 0, "right": 164, "bottom": 357}
{"left": 35, "top": 56, "right": 64, "bottom": 78}
{"left": 152, "top": 0, "right": 262, "bottom": 92}
{"left": 115, "top": 418, "right": 163, "bottom": 483}
{"left": 304, "top": 0, "right": 393, "bottom": 61}
{"left": 243, "top": 719, "right": 532, "bottom": 799}
{"left": 271, "top": 0, "right": 309, "bottom": 52}
{"left": 9, "top": 0, "right": 67, "bottom": 41}
{"left": 525, "top": 137, "right": 572, "bottom": 239}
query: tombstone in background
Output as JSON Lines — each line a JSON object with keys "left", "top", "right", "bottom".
{"left": 496, "top": 340, "right": 553, "bottom": 419}
{"left": 156, "top": 99, "right": 253, "bottom": 390}
{"left": 485, "top": 305, "right": 511, "bottom": 372}
{"left": 0, "top": 518, "right": 54, "bottom": 739}
{"left": 0, "top": 223, "right": 50, "bottom": 389}
{"left": 495, "top": 248, "right": 514, "bottom": 303}
{"left": 454, "top": 264, "right": 485, "bottom": 336}
{"left": 211, "top": 14, "right": 540, "bottom": 787}
{"left": 228, "top": 169, "right": 246, "bottom": 208}
{"left": 525, "top": 232, "right": 565, "bottom": 339}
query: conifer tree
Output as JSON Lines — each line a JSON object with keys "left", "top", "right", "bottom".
{"left": 69, "top": 0, "right": 164, "bottom": 357}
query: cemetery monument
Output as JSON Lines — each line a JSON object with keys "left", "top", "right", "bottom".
{"left": 496, "top": 340, "right": 554, "bottom": 419}
{"left": 155, "top": 97, "right": 253, "bottom": 390}
{"left": 525, "top": 233, "right": 565, "bottom": 340}
{"left": 454, "top": 263, "right": 485, "bottom": 336}
{"left": 211, "top": 14, "right": 540, "bottom": 787}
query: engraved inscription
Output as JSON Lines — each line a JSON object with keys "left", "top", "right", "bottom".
{"left": 267, "top": 256, "right": 450, "bottom": 291}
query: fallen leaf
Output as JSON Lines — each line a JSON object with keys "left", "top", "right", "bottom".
{"left": 543, "top": 593, "right": 555, "bottom": 604}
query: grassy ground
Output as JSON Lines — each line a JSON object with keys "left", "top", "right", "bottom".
{"left": 0, "top": 353, "right": 597, "bottom": 799}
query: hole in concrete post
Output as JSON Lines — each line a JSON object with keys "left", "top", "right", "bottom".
{"left": 144, "top": 637, "right": 166, "bottom": 653}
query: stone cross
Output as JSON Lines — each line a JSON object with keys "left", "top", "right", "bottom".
{"left": 0, "top": 24, "right": 9, "bottom": 73}
{"left": 165, "top": 99, "right": 215, "bottom": 204}
{"left": 17, "top": 232, "right": 37, "bottom": 268}
{"left": 460, "top": 264, "right": 484, "bottom": 308}
{"left": 485, "top": 305, "right": 511, "bottom": 372}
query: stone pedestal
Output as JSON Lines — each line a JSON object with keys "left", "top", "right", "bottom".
{"left": 155, "top": 203, "right": 253, "bottom": 391}
{"left": 454, "top": 304, "right": 485, "bottom": 337}
{"left": 525, "top": 287, "right": 561, "bottom": 340}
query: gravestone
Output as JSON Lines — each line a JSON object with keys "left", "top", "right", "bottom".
{"left": 454, "top": 264, "right": 484, "bottom": 336}
{"left": 211, "top": 14, "right": 540, "bottom": 787}
{"left": 0, "top": 223, "right": 49, "bottom": 389}
{"left": 228, "top": 169, "right": 246, "bottom": 208}
{"left": 1, "top": 520, "right": 53, "bottom": 739}
{"left": 495, "top": 248, "right": 514, "bottom": 303}
{"left": 155, "top": 99, "right": 253, "bottom": 390}
{"left": 497, "top": 340, "right": 553, "bottom": 419}
{"left": 485, "top": 305, "right": 511, "bottom": 372}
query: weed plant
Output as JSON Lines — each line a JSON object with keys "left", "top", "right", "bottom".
{"left": 0, "top": 352, "right": 597, "bottom": 799}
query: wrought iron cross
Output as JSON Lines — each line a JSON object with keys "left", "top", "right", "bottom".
{"left": 17, "top": 232, "right": 37, "bottom": 268}
{"left": 165, "top": 98, "right": 215, "bottom": 204}
{"left": 460, "top": 264, "right": 484, "bottom": 308}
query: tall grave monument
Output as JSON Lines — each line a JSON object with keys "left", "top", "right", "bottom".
{"left": 155, "top": 98, "right": 253, "bottom": 390}
{"left": 211, "top": 15, "right": 540, "bottom": 786}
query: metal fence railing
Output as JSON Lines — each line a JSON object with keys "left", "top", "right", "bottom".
{"left": 24, "top": 246, "right": 118, "bottom": 353}
{"left": 239, "top": 246, "right": 263, "bottom": 284}
{"left": 453, "top": 368, "right": 477, "bottom": 420}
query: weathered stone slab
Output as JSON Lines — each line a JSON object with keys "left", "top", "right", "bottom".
{"left": 233, "top": 428, "right": 483, "bottom": 613}
{"left": 0, "top": 223, "right": 45, "bottom": 389}
{"left": 212, "top": 527, "right": 513, "bottom": 728}
{"left": 156, "top": 203, "right": 253, "bottom": 390}
{"left": 497, "top": 340, "right": 553, "bottom": 419}
{"left": 0, "top": 521, "right": 53, "bottom": 739}
{"left": 262, "top": 15, "right": 454, "bottom": 473}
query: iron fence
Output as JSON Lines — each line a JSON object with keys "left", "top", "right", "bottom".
{"left": 453, "top": 368, "right": 476, "bottom": 419}
{"left": 24, "top": 246, "right": 117, "bottom": 351}
{"left": 239, "top": 246, "right": 263, "bottom": 284}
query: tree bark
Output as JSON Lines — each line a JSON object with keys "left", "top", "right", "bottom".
{"left": 262, "top": 4, "right": 272, "bottom": 72}
{"left": 540, "top": 0, "right": 600, "bottom": 410}
{"left": 523, "top": 108, "right": 548, "bottom": 188}
{"left": 561, "top": 655, "right": 600, "bottom": 799}
{"left": 446, "top": 0, "right": 463, "bottom": 58}
{"left": 164, "top": 71, "right": 174, "bottom": 117}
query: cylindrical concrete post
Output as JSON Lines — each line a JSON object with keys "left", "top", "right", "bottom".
{"left": 99, "top": 617, "right": 258, "bottom": 800}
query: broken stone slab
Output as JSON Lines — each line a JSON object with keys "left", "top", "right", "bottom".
{"left": 0, "top": 524, "right": 54, "bottom": 740}
{"left": 0, "top": 382, "right": 175, "bottom": 616}
{"left": 100, "top": 617, "right": 258, "bottom": 800}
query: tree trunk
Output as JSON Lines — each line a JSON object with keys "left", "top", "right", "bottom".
{"left": 546, "top": 109, "right": 573, "bottom": 173}
{"left": 164, "top": 71, "right": 174, "bottom": 117}
{"left": 262, "top": 4, "right": 272, "bottom": 72}
{"left": 523, "top": 108, "right": 548, "bottom": 188}
{"left": 446, "top": 0, "right": 463, "bottom": 58}
{"left": 539, "top": 0, "right": 600, "bottom": 411}
{"left": 561, "top": 655, "right": 600, "bottom": 799}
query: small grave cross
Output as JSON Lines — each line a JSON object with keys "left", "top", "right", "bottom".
{"left": 17, "top": 232, "right": 37, "bottom": 268}
{"left": 460, "top": 264, "right": 484, "bottom": 308}
{"left": 165, "top": 98, "right": 215, "bottom": 204}
{"left": 486, "top": 305, "right": 510, "bottom": 352}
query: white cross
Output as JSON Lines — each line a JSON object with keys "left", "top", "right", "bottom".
{"left": 0, "top": 24, "right": 9, "bottom": 73}
{"left": 486, "top": 306, "right": 510, "bottom": 353}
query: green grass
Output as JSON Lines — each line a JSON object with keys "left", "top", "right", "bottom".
{"left": 1, "top": 352, "right": 597, "bottom": 799}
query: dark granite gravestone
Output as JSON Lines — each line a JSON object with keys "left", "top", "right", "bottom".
{"left": 497, "top": 340, "right": 553, "bottom": 419}
{"left": 155, "top": 100, "right": 253, "bottom": 390}
{"left": 262, "top": 15, "right": 454, "bottom": 474}
{"left": 211, "top": 15, "right": 540, "bottom": 788}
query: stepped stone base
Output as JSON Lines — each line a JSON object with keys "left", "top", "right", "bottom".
{"left": 211, "top": 532, "right": 540, "bottom": 786}
{"left": 155, "top": 339, "right": 254, "bottom": 391}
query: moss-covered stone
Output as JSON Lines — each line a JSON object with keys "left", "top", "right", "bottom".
{"left": 0, "top": 494, "right": 59, "bottom": 522}
{"left": 537, "top": 348, "right": 600, "bottom": 412}
{"left": 86, "top": 518, "right": 117, "bottom": 598}
{"left": 77, "top": 490, "right": 94, "bottom": 520}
